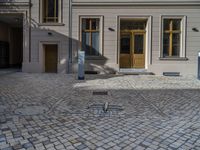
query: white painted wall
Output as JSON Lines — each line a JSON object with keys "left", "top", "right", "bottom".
{"left": 23, "top": 0, "right": 70, "bottom": 73}
{"left": 72, "top": 0, "right": 200, "bottom": 3}
{"left": 2, "top": 0, "right": 200, "bottom": 76}
{"left": 72, "top": 5, "right": 200, "bottom": 75}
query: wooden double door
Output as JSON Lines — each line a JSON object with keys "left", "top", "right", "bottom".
{"left": 120, "top": 31, "right": 146, "bottom": 69}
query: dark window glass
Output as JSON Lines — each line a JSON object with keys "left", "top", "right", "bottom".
{"left": 43, "top": 0, "right": 59, "bottom": 23}
{"left": 48, "top": 0, "right": 55, "bottom": 17}
{"left": 172, "top": 33, "right": 180, "bottom": 56}
{"left": 91, "top": 32, "right": 100, "bottom": 55}
{"left": 82, "top": 32, "right": 90, "bottom": 55}
{"left": 173, "top": 19, "right": 181, "bottom": 30}
{"left": 120, "top": 20, "right": 146, "bottom": 30}
{"left": 92, "top": 19, "right": 99, "bottom": 30}
{"left": 82, "top": 19, "right": 90, "bottom": 30}
{"left": 82, "top": 19, "right": 86, "bottom": 30}
{"left": 163, "top": 33, "right": 170, "bottom": 57}
{"left": 86, "top": 19, "right": 90, "bottom": 30}
{"left": 163, "top": 19, "right": 170, "bottom": 30}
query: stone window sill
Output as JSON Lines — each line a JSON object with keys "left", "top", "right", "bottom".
{"left": 38, "top": 23, "right": 65, "bottom": 26}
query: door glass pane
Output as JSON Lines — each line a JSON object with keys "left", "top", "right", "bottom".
{"left": 163, "top": 33, "right": 170, "bottom": 57}
{"left": 91, "top": 32, "right": 100, "bottom": 55}
{"left": 134, "top": 34, "right": 144, "bottom": 54}
{"left": 120, "top": 34, "right": 130, "bottom": 54}
{"left": 172, "top": 33, "right": 180, "bottom": 56}
{"left": 82, "top": 32, "right": 90, "bottom": 55}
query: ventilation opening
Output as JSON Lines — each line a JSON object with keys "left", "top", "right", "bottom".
{"left": 93, "top": 91, "right": 108, "bottom": 96}
{"left": 163, "top": 72, "right": 180, "bottom": 76}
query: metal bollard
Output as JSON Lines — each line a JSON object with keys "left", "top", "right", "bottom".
{"left": 78, "top": 51, "right": 85, "bottom": 80}
{"left": 198, "top": 52, "right": 200, "bottom": 79}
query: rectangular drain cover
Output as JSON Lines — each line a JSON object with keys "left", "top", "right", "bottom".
{"left": 93, "top": 91, "right": 108, "bottom": 95}
{"left": 163, "top": 72, "right": 180, "bottom": 76}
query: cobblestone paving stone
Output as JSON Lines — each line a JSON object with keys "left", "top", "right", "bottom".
{"left": 0, "top": 70, "right": 200, "bottom": 150}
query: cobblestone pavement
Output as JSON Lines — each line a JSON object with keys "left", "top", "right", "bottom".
{"left": 0, "top": 71, "right": 200, "bottom": 150}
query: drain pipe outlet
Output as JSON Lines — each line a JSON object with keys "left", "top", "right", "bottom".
{"left": 103, "top": 102, "right": 109, "bottom": 112}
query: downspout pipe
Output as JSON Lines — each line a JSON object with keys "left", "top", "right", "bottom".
{"left": 29, "top": 0, "right": 32, "bottom": 62}
{"left": 68, "top": 0, "right": 72, "bottom": 73}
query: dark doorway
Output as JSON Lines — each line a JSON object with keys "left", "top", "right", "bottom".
{"left": 0, "top": 14, "right": 23, "bottom": 69}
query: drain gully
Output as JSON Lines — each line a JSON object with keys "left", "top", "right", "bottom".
{"left": 93, "top": 91, "right": 108, "bottom": 96}
{"left": 87, "top": 103, "right": 124, "bottom": 117}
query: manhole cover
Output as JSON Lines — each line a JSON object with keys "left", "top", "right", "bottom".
{"left": 15, "top": 106, "right": 49, "bottom": 116}
{"left": 87, "top": 103, "right": 124, "bottom": 117}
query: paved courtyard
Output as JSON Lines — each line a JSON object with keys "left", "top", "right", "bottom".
{"left": 0, "top": 70, "right": 200, "bottom": 150}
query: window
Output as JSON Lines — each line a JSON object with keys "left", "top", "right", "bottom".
{"left": 162, "top": 18, "right": 182, "bottom": 57}
{"left": 42, "top": 0, "right": 59, "bottom": 23}
{"left": 81, "top": 18, "right": 101, "bottom": 56}
{"left": 120, "top": 19, "right": 146, "bottom": 30}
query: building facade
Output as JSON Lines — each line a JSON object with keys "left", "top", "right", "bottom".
{"left": 0, "top": 0, "right": 200, "bottom": 75}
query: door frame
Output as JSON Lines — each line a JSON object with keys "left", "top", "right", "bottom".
{"left": 117, "top": 16, "right": 152, "bottom": 70}
{"left": 39, "top": 41, "right": 60, "bottom": 73}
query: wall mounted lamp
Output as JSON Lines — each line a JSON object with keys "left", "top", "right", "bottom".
{"left": 192, "top": 28, "right": 199, "bottom": 32}
{"left": 48, "top": 32, "right": 53, "bottom": 36}
{"left": 108, "top": 28, "right": 115, "bottom": 32}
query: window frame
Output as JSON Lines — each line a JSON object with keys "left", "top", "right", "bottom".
{"left": 160, "top": 16, "right": 187, "bottom": 59}
{"left": 40, "top": 0, "right": 63, "bottom": 25}
{"left": 79, "top": 16, "right": 104, "bottom": 58}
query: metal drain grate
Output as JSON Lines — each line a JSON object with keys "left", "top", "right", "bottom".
{"left": 163, "top": 72, "right": 180, "bottom": 76}
{"left": 93, "top": 91, "right": 108, "bottom": 96}
{"left": 15, "top": 105, "right": 49, "bottom": 116}
{"left": 87, "top": 103, "right": 124, "bottom": 117}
